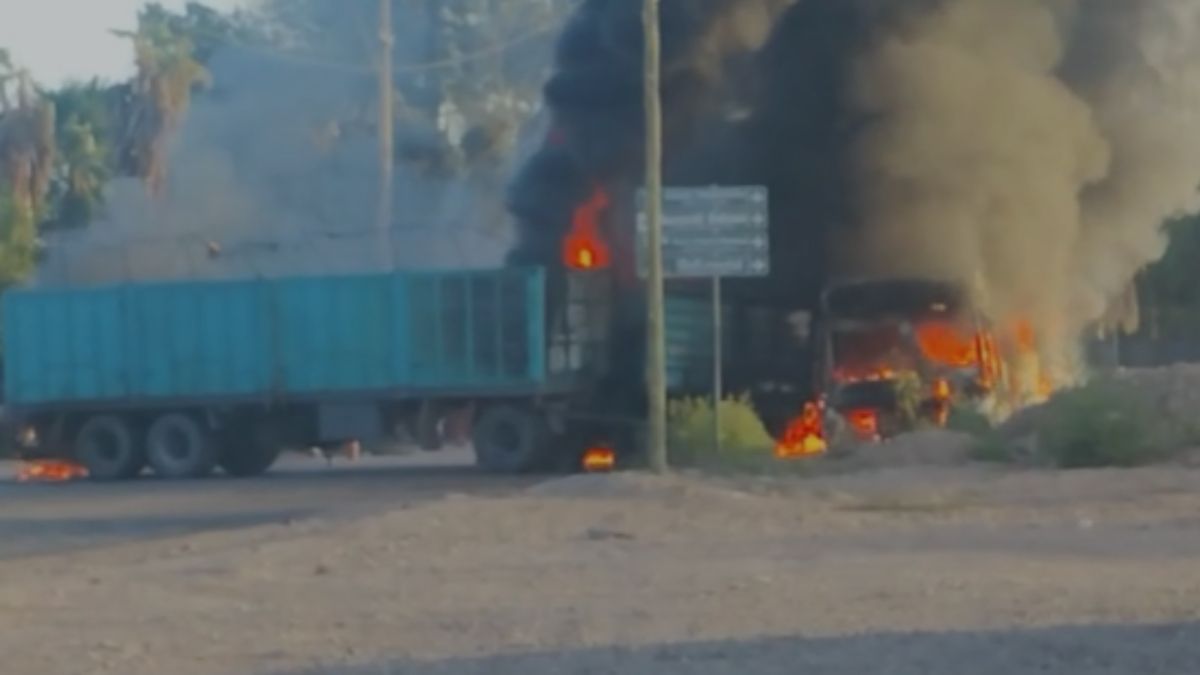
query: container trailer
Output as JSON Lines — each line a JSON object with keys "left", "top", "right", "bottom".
{"left": 4, "top": 268, "right": 570, "bottom": 479}
{"left": 2, "top": 264, "right": 807, "bottom": 480}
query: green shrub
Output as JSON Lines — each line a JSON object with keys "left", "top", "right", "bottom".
{"left": 1035, "top": 381, "right": 1178, "bottom": 468}
{"left": 892, "top": 372, "right": 924, "bottom": 427}
{"left": 945, "top": 405, "right": 994, "bottom": 439}
{"left": 667, "top": 393, "right": 778, "bottom": 470}
{"left": 942, "top": 405, "right": 1015, "bottom": 463}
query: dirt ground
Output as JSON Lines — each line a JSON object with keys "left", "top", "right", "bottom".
{"left": 3, "top": 461, "right": 1200, "bottom": 675}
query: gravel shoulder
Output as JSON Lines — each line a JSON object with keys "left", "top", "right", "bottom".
{"left": 3, "top": 463, "right": 1200, "bottom": 674}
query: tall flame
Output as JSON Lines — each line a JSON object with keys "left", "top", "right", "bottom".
{"left": 563, "top": 187, "right": 611, "bottom": 271}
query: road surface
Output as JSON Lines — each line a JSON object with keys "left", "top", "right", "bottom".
{"left": 0, "top": 449, "right": 534, "bottom": 560}
{"left": 2, "top": 459, "right": 1200, "bottom": 674}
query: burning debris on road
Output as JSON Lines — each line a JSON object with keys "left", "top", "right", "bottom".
{"left": 16, "top": 460, "right": 88, "bottom": 483}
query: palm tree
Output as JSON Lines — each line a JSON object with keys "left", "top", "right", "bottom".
{"left": 0, "top": 50, "right": 54, "bottom": 284}
{"left": 114, "top": 7, "right": 211, "bottom": 196}
{"left": 38, "top": 81, "right": 118, "bottom": 229}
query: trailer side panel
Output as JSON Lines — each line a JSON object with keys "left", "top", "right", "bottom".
{"left": 3, "top": 268, "right": 548, "bottom": 408}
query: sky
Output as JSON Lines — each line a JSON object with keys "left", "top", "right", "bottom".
{"left": 0, "top": 0, "right": 246, "bottom": 86}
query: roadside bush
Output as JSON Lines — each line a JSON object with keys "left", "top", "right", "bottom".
{"left": 942, "top": 405, "right": 1016, "bottom": 463}
{"left": 1034, "top": 381, "right": 1180, "bottom": 468}
{"left": 667, "top": 393, "right": 777, "bottom": 470}
{"left": 892, "top": 372, "right": 924, "bottom": 427}
{"left": 945, "top": 405, "right": 993, "bottom": 438}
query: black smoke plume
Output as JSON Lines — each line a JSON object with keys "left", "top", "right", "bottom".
{"left": 509, "top": 0, "right": 1200, "bottom": 388}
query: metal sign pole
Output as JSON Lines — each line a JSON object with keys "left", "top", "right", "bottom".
{"left": 635, "top": 184, "right": 769, "bottom": 465}
{"left": 712, "top": 275, "right": 723, "bottom": 454}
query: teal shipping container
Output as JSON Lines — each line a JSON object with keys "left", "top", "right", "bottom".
{"left": 3, "top": 268, "right": 547, "bottom": 408}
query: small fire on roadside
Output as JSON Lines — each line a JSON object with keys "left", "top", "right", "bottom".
{"left": 582, "top": 446, "right": 616, "bottom": 473}
{"left": 16, "top": 460, "right": 88, "bottom": 483}
{"left": 775, "top": 401, "right": 828, "bottom": 459}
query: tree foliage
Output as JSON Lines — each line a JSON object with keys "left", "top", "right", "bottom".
{"left": 1142, "top": 214, "right": 1200, "bottom": 307}
{"left": 114, "top": 3, "right": 213, "bottom": 195}
{"left": 42, "top": 81, "right": 118, "bottom": 229}
{"left": 1137, "top": 212, "right": 1200, "bottom": 336}
{"left": 0, "top": 50, "right": 54, "bottom": 285}
{"left": 250, "top": 0, "right": 562, "bottom": 176}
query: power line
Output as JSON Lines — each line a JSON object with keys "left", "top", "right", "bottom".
{"left": 155, "top": 6, "right": 576, "bottom": 77}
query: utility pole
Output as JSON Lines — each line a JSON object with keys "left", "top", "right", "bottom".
{"left": 377, "top": 0, "right": 395, "bottom": 269}
{"left": 643, "top": 0, "right": 668, "bottom": 474}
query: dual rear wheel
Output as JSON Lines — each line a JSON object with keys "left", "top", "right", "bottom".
{"left": 74, "top": 413, "right": 279, "bottom": 481}
{"left": 472, "top": 404, "right": 608, "bottom": 474}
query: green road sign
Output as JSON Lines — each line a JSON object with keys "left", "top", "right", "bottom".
{"left": 636, "top": 185, "right": 770, "bottom": 279}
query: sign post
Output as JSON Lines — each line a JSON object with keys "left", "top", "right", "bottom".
{"left": 636, "top": 185, "right": 770, "bottom": 456}
{"left": 712, "top": 276, "right": 723, "bottom": 452}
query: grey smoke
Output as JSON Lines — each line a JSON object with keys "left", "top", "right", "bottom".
{"left": 37, "top": 2, "right": 564, "bottom": 286}
{"left": 838, "top": 0, "right": 1200, "bottom": 378}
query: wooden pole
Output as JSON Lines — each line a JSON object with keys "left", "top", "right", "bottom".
{"left": 643, "top": 0, "right": 668, "bottom": 473}
{"left": 378, "top": 0, "right": 395, "bottom": 269}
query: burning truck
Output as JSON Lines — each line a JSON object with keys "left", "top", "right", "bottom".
{"left": 506, "top": 0, "right": 1200, "bottom": 460}
{"left": 776, "top": 277, "right": 1056, "bottom": 456}
{"left": 807, "top": 278, "right": 999, "bottom": 447}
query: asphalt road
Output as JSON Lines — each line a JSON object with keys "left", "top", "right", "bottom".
{"left": 0, "top": 449, "right": 537, "bottom": 560}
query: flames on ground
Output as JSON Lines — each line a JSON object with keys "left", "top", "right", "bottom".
{"left": 16, "top": 460, "right": 88, "bottom": 483}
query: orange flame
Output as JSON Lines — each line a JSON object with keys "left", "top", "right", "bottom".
{"left": 974, "top": 331, "right": 1000, "bottom": 390}
{"left": 775, "top": 401, "right": 828, "bottom": 459}
{"left": 1007, "top": 318, "right": 1055, "bottom": 400}
{"left": 582, "top": 446, "right": 616, "bottom": 473}
{"left": 1013, "top": 319, "right": 1037, "bottom": 351}
{"left": 915, "top": 321, "right": 977, "bottom": 368}
{"left": 563, "top": 187, "right": 611, "bottom": 271}
{"left": 17, "top": 460, "right": 88, "bottom": 483}
{"left": 932, "top": 377, "right": 952, "bottom": 402}
{"left": 844, "top": 408, "right": 880, "bottom": 442}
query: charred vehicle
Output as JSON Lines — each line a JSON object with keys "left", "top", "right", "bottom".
{"left": 810, "top": 278, "right": 1002, "bottom": 443}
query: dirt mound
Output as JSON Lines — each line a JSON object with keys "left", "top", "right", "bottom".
{"left": 835, "top": 429, "right": 976, "bottom": 469}
{"left": 526, "top": 471, "right": 759, "bottom": 504}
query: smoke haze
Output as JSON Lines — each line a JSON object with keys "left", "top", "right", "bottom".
{"left": 37, "top": 1, "right": 562, "bottom": 285}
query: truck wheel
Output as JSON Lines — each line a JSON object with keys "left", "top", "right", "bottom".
{"left": 472, "top": 404, "right": 549, "bottom": 474}
{"left": 146, "top": 413, "right": 217, "bottom": 479}
{"left": 76, "top": 415, "right": 144, "bottom": 481}
{"left": 219, "top": 422, "right": 282, "bottom": 478}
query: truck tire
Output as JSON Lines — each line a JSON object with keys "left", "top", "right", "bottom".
{"left": 76, "top": 415, "right": 144, "bottom": 481}
{"left": 146, "top": 413, "right": 217, "bottom": 479}
{"left": 218, "top": 422, "right": 282, "bottom": 478}
{"left": 472, "top": 404, "right": 549, "bottom": 474}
